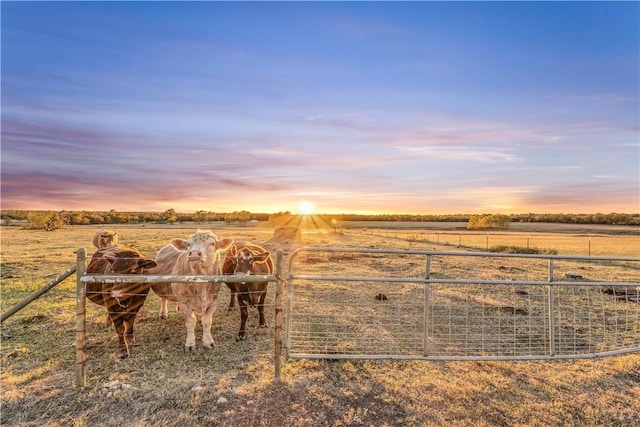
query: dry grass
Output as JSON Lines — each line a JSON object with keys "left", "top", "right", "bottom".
{"left": 1, "top": 222, "right": 639, "bottom": 426}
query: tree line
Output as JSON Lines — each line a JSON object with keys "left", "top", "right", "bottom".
{"left": 1, "top": 209, "right": 638, "bottom": 231}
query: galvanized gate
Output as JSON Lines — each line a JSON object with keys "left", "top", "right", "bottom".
{"left": 75, "top": 246, "right": 639, "bottom": 386}
{"left": 284, "top": 247, "right": 640, "bottom": 362}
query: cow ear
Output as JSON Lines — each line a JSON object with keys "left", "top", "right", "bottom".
{"left": 254, "top": 252, "right": 271, "bottom": 264}
{"left": 228, "top": 244, "right": 238, "bottom": 257}
{"left": 171, "top": 238, "right": 188, "bottom": 250}
{"left": 140, "top": 259, "right": 158, "bottom": 270}
{"left": 217, "top": 238, "right": 234, "bottom": 251}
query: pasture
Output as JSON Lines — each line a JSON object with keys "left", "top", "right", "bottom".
{"left": 1, "top": 222, "right": 639, "bottom": 426}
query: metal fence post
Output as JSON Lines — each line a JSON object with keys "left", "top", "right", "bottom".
{"left": 548, "top": 258, "right": 556, "bottom": 356}
{"left": 274, "top": 249, "right": 284, "bottom": 381}
{"left": 423, "top": 254, "right": 432, "bottom": 357}
{"left": 75, "top": 248, "right": 87, "bottom": 387}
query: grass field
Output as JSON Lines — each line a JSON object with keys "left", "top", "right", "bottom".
{"left": 1, "top": 222, "right": 639, "bottom": 426}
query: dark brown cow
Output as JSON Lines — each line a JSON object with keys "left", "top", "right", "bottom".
{"left": 222, "top": 242, "right": 274, "bottom": 341}
{"left": 86, "top": 247, "right": 157, "bottom": 359}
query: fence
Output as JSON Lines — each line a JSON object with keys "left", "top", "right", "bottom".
{"left": 285, "top": 247, "right": 640, "bottom": 362}
{"left": 4, "top": 245, "right": 639, "bottom": 387}
{"left": 74, "top": 248, "right": 285, "bottom": 387}
{"left": 353, "top": 228, "right": 639, "bottom": 257}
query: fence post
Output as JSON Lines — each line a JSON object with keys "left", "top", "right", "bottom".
{"left": 75, "top": 248, "right": 87, "bottom": 388}
{"left": 274, "top": 249, "right": 284, "bottom": 381}
{"left": 547, "top": 258, "right": 556, "bottom": 356}
{"left": 423, "top": 254, "right": 432, "bottom": 357}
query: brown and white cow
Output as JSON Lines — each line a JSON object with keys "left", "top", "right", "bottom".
{"left": 93, "top": 229, "right": 118, "bottom": 249}
{"left": 86, "top": 247, "right": 157, "bottom": 359}
{"left": 222, "top": 242, "right": 274, "bottom": 341}
{"left": 151, "top": 230, "right": 233, "bottom": 351}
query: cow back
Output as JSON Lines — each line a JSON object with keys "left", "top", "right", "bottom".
{"left": 85, "top": 247, "right": 156, "bottom": 308}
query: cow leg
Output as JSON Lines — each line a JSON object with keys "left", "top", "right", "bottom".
{"left": 226, "top": 283, "right": 237, "bottom": 311}
{"left": 112, "top": 316, "right": 130, "bottom": 359}
{"left": 257, "top": 291, "right": 268, "bottom": 329}
{"left": 124, "top": 315, "right": 136, "bottom": 344}
{"left": 159, "top": 297, "right": 169, "bottom": 319}
{"left": 179, "top": 304, "right": 197, "bottom": 351}
{"left": 201, "top": 303, "right": 218, "bottom": 349}
{"left": 237, "top": 297, "right": 249, "bottom": 342}
{"left": 228, "top": 291, "right": 236, "bottom": 310}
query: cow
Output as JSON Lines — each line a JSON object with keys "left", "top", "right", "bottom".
{"left": 91, "top": 229, "right": 121, "bottom": 327}
{"left": 93, "top": 229, "right": 118, "bottom": 249}
{"left": 222, "top": 242, "right": 274, "bottom": 341}
{"left": 150, "top": 230, "right": 233, "bottom": 351}
{"left": 85, "top": 247, "right": 157, "bottom": 359}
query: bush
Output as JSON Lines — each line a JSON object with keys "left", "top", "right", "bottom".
{"left": 25, "top": 211, "right": 66, "bottom": 231}
{"left": 490, "top": 245, "right": 558, "bottom": 255}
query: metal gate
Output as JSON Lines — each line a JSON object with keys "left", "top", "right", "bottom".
{"left": 284, "top": 247, "right": 640, "bottom": 361}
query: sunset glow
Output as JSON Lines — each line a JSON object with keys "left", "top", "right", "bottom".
{"left": 1, "top": 2, "right": 638, "bottom": 214}
{"left": 298, "top": 201, "right": 315, "bottom": 216}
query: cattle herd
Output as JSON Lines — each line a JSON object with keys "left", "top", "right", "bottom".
{"left": 86, "top": 229, "right": 273, "bottom": 359}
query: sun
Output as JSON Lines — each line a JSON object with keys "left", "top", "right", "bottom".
{"left": 298, "top": 201, "right": 315, "bottom": 215}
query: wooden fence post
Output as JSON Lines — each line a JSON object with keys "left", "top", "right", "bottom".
{"left": 274, "top": 249, "right": 284, "bottom": 381}
{"left": 75, "top": 248, "right": 87, "bottom": 388}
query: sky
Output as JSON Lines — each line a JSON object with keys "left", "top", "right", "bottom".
{"left": 1, "top": 1, "right": 639, "bottom": 215}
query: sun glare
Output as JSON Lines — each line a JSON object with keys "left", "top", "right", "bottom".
{"left": 298, "top": 201, "right": 315, "bottom": 215}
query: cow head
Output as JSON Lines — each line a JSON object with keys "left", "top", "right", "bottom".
{"left": 170, "top": 230, "right": 233, "bottom": 267}
{"left": 230, "top": 246, "right": 271, "bottom": 276}
{"left": 93, "top": 229, "right": 118, "bottom": 249}
{"left": 103, "top": 249, "right": 158, "bottom": 274}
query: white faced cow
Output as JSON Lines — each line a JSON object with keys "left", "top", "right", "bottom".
{"left": 151, "top": 230, "right": 233, "bottom": 351}
{"left": 222, "top": 242, "right": 274, "bottom": 341}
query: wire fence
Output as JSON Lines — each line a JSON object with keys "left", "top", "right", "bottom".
{"left": 285, "top": 248, "right": 640, "bottom": 361}
{"left": 350, "top": 228, "right": 640, "bottom": 257}
{"left": 2, "top": 244, "right": 639, "bottom": 385}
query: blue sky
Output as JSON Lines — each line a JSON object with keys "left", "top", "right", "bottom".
{"left": 2, "top": 1, "right": 638, "bottom": 214}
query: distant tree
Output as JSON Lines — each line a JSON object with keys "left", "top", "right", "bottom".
{"left": 225, "top": 210, "right": 251, "bottom": 225}
{"left": 25, "top": 211, "right": 66, "bottom": 231}
{"left": 162, "top": 209, "right": 177, "bottom": 224}
{"left": 467, "top": 214, "right": 510, "bottom": 230}
{"left": 193, "top": 210, "right": 207, "bottom": 223}
{"left": 69, "top": 212, "right": 93, "bottom": 225}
